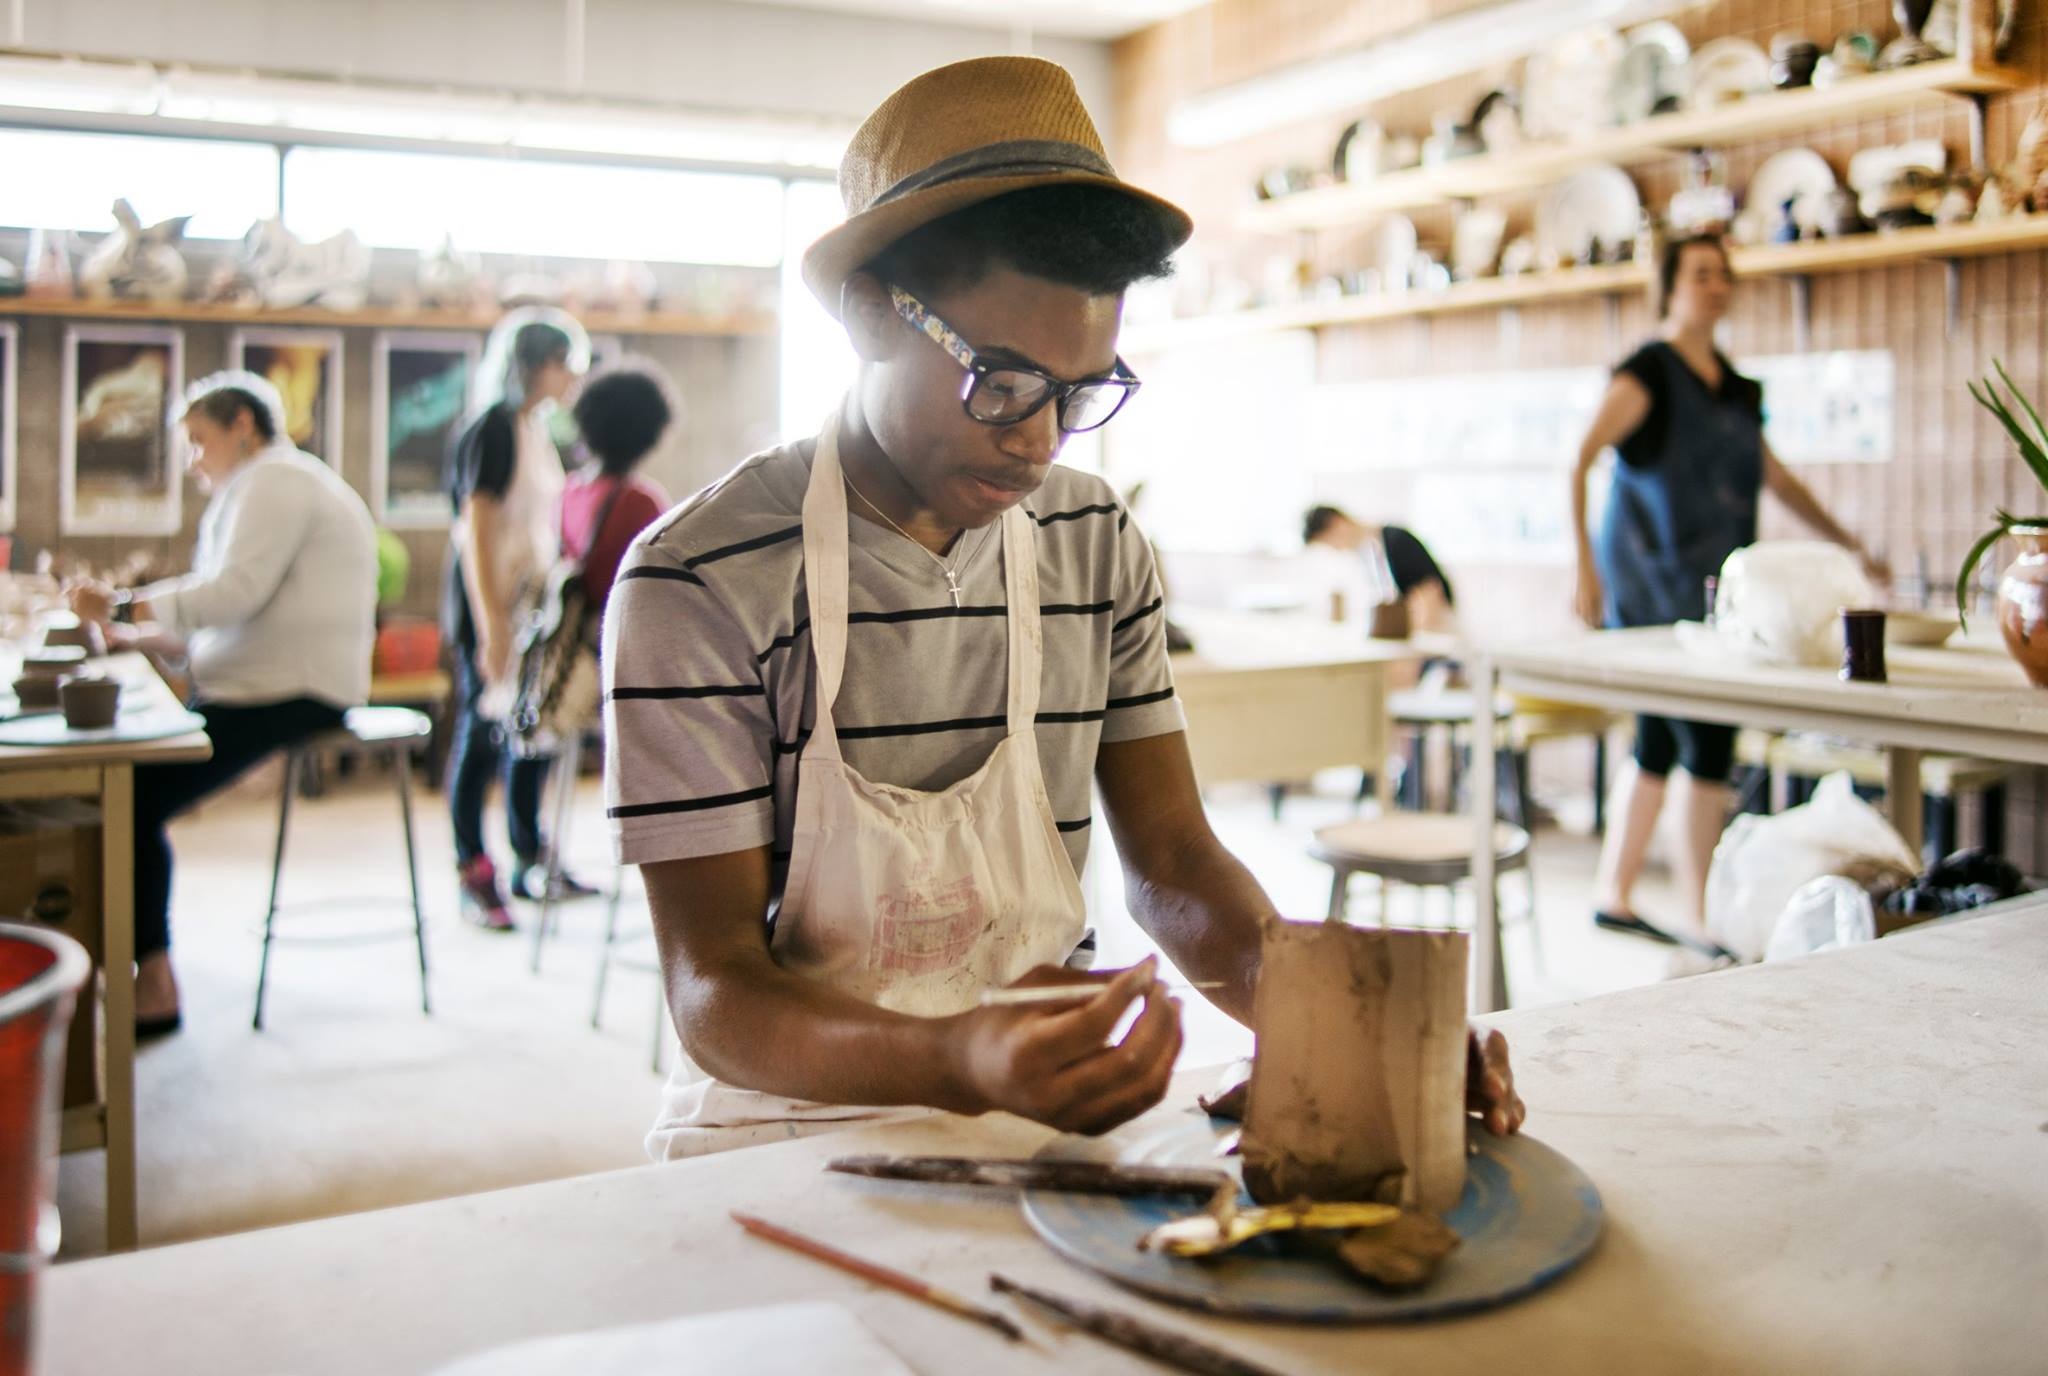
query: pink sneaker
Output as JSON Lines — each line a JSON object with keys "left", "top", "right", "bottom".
{"left": 458, "top": 856, "right": 515, "bottom": 931}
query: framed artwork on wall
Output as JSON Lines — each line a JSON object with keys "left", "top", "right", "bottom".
{"left": 60, "top": 324, "right": 184, "bottom": 537}
{"left": 233, "top": 328, "right": 345, "bottom": 465}
{"left": 372, "top": 331, "right": 479, "bottom": 528}
{"left": 0, "top": 322, "right": 16, "bottom": 534}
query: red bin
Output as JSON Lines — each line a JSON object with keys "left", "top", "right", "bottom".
{"left": 0, "top": 924, "right": 90, "bottom": 1376}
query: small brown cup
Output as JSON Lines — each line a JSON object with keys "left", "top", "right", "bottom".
{"left": 58, "top": 674, "right": 121, "bottom": 730}
{"left": 1840, "top": 608, "right": 1888, "bottom": 683}
{"left": 12, "top": 673, "right": 61, "bottom": 710}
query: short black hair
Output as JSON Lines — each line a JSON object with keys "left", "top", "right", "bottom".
{"left": 863, "top": 184, "right": 1181, "bottom": 301}
{"left": 573, "top": 360, "right": 675, "bottom": 476}
{"left": 1303, "top": 504, "right": 1349, "bottom": 545}
{"left": 1658, "top": 232, "right": 1730, "bottom": 318}
{"left": 187, "top": 386, "right": 276, "bottom": 441}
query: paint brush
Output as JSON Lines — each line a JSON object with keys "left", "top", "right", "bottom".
{"left": 979, "top": 980, "right": 1225, "bottom": 1007}
{"left": 989, "top": 1274, "right": 1287, "bottom": 1376}
{"left": 731, "top": 1212, "right": 1025, "bottom": 1343}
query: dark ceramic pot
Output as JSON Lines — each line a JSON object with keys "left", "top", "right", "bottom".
{"left": 1997, "top": 525, "right": 2048, "bottom": 687}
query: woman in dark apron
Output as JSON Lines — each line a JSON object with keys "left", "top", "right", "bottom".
{"left": 1569, "top": 233, "right": 1887, "bottom": 949}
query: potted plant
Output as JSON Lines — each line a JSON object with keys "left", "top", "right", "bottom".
{"left": 1958, "top": 361, "right": 2048, "bottom": 686}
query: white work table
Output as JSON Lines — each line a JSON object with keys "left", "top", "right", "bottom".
{"left": 1465, "top": 626, "right": 2046, "bottom": 1010}
{"left": 42, "top": 908, "right": 2048, "bottom": 1375}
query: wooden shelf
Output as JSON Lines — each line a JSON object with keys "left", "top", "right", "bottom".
{"left": 1126, "top": 217, "right": 2048, "bottom": 350}
{"left": 1243, "top": 60, "right": 2026, "bottom": 235}
{"left": 0, "top": 295, "right": 777, "bottom": 337}
{"left": 1728, "top": 214, "right": 2048, "bottom": 275}
{"left": 1123, "top": 262, "right": 1648, "bottom": 351}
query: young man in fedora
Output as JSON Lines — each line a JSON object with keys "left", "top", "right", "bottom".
{"left": 604, "top": 57, "right": 1524, "bottom": 1158}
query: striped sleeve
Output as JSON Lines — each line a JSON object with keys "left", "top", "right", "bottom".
{"left": 1100, "top": 504, "right": 1184, "bottom": 744}
{"left": 601, "top": 538, "right": 777, "bottom": 865}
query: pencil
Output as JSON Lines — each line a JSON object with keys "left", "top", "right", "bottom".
{"left": 979, "top": 981, "right": 1226, "bottom": 1007}
{"left": 730, "top": 1211, "right": 1025, "bottom": 1343}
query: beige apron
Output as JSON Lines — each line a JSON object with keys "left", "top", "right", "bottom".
{"left": 646, "top": 416, "right": 1088, "bottom": 1160}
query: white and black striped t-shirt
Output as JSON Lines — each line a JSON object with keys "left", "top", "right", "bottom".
{"left": 601, "top": 439, "right": 1183, "bottom": 892}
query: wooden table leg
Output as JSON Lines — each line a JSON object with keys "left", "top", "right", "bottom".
{"left": 100, "top": 763, "right": 138, "bottom": 1251}
{"left": 1470, "top": 659, "right": 1507, "bottom": 1014}
{"left": 1887, "top": 747, "right": 1925, "bottom": 858}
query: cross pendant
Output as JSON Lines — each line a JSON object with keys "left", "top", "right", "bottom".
{"left": 945, "top": 572, "right": 963, "bottom": 607}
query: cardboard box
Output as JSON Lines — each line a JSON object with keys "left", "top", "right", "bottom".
{"left": 0, "top": 805, "right": 104, "bottom": 1111}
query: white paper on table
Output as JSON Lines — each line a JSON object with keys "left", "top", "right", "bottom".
{"left": 426, "top": 1301, "right": 918, "bottom": 1376}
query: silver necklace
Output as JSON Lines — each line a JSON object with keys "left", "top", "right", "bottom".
{"left": 842, "top": 470, "right": 991, "bottom": 607}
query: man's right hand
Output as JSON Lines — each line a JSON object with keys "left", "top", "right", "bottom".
{"left": 947, "top": 956, "right": 1183, "bottom": 1136}
{"left": 1572, "top": 561, "right": 1605, "bottom": 629}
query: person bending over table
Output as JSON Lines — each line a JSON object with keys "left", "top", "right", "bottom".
{"left": 69, "top": 372, "right": 377, "bottom": 1037}
{"left": 1301, "top": 503, "right": 1458, "bottom": 644}
{"left": 1570, "top": 232, "right": 1888, "bottom": 949}
{"left": 604, "top": 57, "right": 1525, "bottom": 1160}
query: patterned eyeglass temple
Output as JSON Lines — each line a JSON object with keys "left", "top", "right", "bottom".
{"left": 888, "top": 285, "right": 978, "bottom": 371}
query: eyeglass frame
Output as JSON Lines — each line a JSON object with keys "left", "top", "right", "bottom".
{"left": 886, "top": 284, "right": 1141, "bottom": 434}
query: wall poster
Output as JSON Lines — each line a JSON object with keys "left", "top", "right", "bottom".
{"left": 233, "top": 328, "right": 345, "bottom": 465}
{"left": 373, "top": 331, "right": 479, "bottom": 527}
{"left": 61, "top": 324, "right": 184, "bottom": 536}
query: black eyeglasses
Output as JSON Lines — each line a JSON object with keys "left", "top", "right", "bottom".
{"left": 888, "top": 284, "right": 1141, "bottom": 434}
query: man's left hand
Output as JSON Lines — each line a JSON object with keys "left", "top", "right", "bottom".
{"left": 1466, "top": 1027, "right": 1524, "bottom": 1136}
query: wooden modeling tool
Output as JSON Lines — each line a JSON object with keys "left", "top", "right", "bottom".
{"left": 730, "top": 1212, "right": 1024, "bottom": 1342}
{"left": 989, "top": 1274, "right": 1287, "bottom": 1376}
{"left": 978, "top": 980, "right": 1224, "bottom": 1007}
{"left": 827, "top": 1154, "right": 1232, "bottom": 1199}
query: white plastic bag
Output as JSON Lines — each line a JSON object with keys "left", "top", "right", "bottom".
{"left": 1704, "top": 771, "right": 1917, "bottom": 962}
{"left": 1763, "top": 875, "right": 1879, "bottom": 961}
{"left": 1713, "top": 541, "right": 1872, "bottom": 666}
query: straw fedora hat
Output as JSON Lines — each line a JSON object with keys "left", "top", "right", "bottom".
{"left": 801, "top": 56, "right": 1193, "bottom": 317}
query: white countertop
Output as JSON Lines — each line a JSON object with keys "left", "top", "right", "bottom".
{"left": 42, "top": 909, "right": 2048, "bottom": 1375}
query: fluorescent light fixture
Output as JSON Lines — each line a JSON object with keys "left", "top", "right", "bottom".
{"left": 0, "top": 51, "right": 849, "bottom": 172}
{"left": 1167, "top": 0, "right": 1706, "bottom": 147}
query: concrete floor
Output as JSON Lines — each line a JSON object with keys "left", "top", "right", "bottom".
{"left": 54, "top": 743, "right": 1689, "bottom": 1261}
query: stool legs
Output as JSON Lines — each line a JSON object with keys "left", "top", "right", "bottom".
{"left": 532, "top": 733, "right": 582, "bottom": 975}
{"left": 1325, "top": 867, "right": 1350, "bottom": 922}
{"left": 253, "top": 750, "right": 300, "bottom": 1031}
{"left": 590, "top": 862, "right": 626, "bottom": 1030}
{"left": 394, "top": 744, "right": 431, "bottom": 1016}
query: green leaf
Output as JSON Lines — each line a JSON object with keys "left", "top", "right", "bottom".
{"left": 1995, "top": 359, "right": 2048, "bottom": 459}
{"left": 1971, "top": 378, "right": 2048, "bottom": 489}
{"left": 1955, "top": 520, "right": 2011, "bottom": 629}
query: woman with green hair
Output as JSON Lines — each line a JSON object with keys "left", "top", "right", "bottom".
{"left": 442, "top": 307, "right": 590, "bottom": 930}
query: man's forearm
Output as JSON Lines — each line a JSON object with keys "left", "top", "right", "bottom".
{"left": 671, "top": 954, "right": 979, "bottom": 1112}
{"left": 1123, "top": 833, "right": 1274, "bottom": 1026}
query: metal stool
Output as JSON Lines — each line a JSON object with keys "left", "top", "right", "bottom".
{"left": 1388, "top": 689, "right": 1531, "bottom": 825}
{"left": 1309, "top": 814, "right": 1542, "bottom": 974}
{"left": 587, "top": 864, "right": 671, "bottom": 1074}
{"left": 253, "top": 706, "right": 433, "bottom": 1030}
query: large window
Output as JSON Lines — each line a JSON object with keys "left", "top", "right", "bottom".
{"left": 282, "top": 147, "right": 784, "bottom": 265}
{"left": 778, "top": 178, "right": 856, "bottom": 442}
{"left": 0, "top": 129, "right": 279, "bottom": 237}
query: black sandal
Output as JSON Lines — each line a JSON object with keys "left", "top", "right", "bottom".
{"left": 1595, "top": 910, "right": 1679, "bottom": 945}
{"left": 136, "top": 1011, "right": 183, "bottom": 1041}
{"left": 1595, "top": 912, "right": 1739, "bottom": 962}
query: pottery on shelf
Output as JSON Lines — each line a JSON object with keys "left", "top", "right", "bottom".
{"left": 1997, "top": 526, "right": 2048, "bottom": 687}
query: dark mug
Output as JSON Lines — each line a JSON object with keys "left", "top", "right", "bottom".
{"left": 1840, "top": 608, "right": 1888, "bottom": 683}
{"left": 58, "top": 674, "right": 121, "bottom": 730}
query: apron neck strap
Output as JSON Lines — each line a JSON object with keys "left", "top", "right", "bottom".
{"left": 800, "top": 413, "right": 1042, "bottom": 760}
